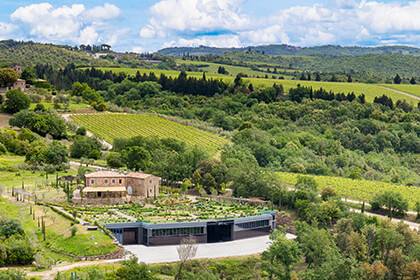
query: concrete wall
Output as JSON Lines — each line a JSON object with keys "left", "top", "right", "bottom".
{"left": 148, "top": 234, "right": 207, "bottom": 246}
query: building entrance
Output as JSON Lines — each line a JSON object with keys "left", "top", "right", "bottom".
{"left": 207, "top": 221, "right": 233, "bottom": 243}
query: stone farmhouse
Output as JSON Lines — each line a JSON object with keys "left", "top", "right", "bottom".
{"left": 77, "top": 171, "right": 160, "bottom": 203}
{"left": 0, "top": 65, "right": 26, "bottom": 93}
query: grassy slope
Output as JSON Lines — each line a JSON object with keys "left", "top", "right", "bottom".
{"left": 175, "top": 59, "right": 295, "bottom": 78}
{"left": 70, "top": 113, "right": 230, "bottom": 154}
{"left": 95, "top": 67, "right": 418, "bottom": 103}
{"left": 276, "top": 172, "right": 420, "bottom": 209}
{"left": 0, "top": 197, "right": 116, "bottom": 268}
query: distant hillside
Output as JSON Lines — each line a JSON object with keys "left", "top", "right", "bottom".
{"left": 223, "top": 51, "right": 420, "bottom": 77}
{"left": 157, "top": 44, "right": 420, "bottom": 56}
{"left": 0, "top": 40, "right": 114, "bottom": 68}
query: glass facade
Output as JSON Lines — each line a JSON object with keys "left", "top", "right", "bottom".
{"left": 235, "top": 219, "right": 269, "bottom": 230}
{"left": 151, "top": 227, "right": 204, "bottom": 237}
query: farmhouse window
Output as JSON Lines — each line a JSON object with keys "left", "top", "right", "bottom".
{"left": 112, "top": 179, "right": 115, "bottom": 184}
{"left": 149, "top": 180, "right": 152, "bottom": 184}
{"left": 105, "top": 179, "right": 108, "bottom": 184}
{"left": 150, "top": 189, "right": 152, "bottom": 193}
{"left": 119, "top": 179, "right": 122, "bottom": 184}
{"left": 91, "top": 179, "right": 94, "bottom": 184}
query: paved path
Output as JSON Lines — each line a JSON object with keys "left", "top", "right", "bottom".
{"left": 379, "top": 86, "right": 420, "bottom": 101}
{"left": 113, "top": 209, "right": 137, "bottom": 222}
{"left": 125, "top": 234, "right": 295, "bottom": 264}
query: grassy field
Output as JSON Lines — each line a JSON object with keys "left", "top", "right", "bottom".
{"left": 28, "top": 100, "right": 91, "bottom": 112}
{"left": 381, "top": 84, "right": 420, "bottom": 98}
{"left": 94, "top": 67, "right": 418, "bottom": 103}
{"left": 276, "top": 172, "right": 420, "bottom": 209}
{"left": 175, "top": 59, "right": 295, "bottom": 79}
{"left": 70, "top": 113, "right": 230, "bottom": 154}
{"left": 0, "top": 155, "right": 79, "bottom": 203}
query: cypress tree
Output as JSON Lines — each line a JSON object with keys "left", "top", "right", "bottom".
{"left": 394, "top": 74, "right": 402, "bottom": 84}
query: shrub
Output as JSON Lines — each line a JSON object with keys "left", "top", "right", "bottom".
{"left": 0, "top": 218, "right": 24, "bottom": 238}
{"left": 70, "top": 226, "right": 78, "bottom": 237}
{"left": 4, "top": 90, "right": 31, "bottom": 113}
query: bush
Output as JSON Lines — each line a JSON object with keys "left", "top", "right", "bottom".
{"left": 0, "top": 269, "right": 26, "bottom": 280}
{"left": 106, "top": 152, "right": 123, "bottom": 168}
{"left": 4, "top": 90, "right": 31, "bottom": 113}
{"left": 0, "top": 143, "right": 7, "bottom": 155}
{"left": 76, "top": 127, "right": 87, "bottom": 136}
{"left": 34, "top": 103, "right": 45, "bottom": 112}
{"left": 0, "top": 218, "right": 24, "bottom": 238}
{"left": 27, "top": 93, "right": 42, "bottom": 103}
{"left": 70, "top": 226, "right": 78, "bottom": 237}
{"left": 3, "top": 236, "right": 34, "bottom": 265}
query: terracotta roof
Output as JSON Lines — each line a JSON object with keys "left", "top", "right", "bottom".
{"left": 126, "top": 172, "right": 153, "bottom": 179}
{"left": 83, "top": 186, "right": 127, "bottom": 192}
{"left": 85, "top": 171, "right": 125, "bottom": 178}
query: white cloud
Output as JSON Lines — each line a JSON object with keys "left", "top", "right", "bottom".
{"left": 140, "top": 0, "right": 249, "bottom": 38}
{"left": 357, "top": 1, "right": 420, "bottom": 33}
{"left": 132, "top": 46, "right": 145, "bottom": 53}
{"left": 177, "top": 34, "right": 242, "bottom": 48}
{"left": 10, "top": 3, "right": 122, "bottom": 45}
{"left": 0, "top": 22, "right": 18, "bottom": 40}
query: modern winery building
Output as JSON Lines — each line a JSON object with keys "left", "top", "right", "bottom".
{"left": 106, "top": 211, "right": 276, "bottom": 246}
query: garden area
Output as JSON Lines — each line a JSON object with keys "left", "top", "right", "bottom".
{"left": 60, "top": 195, "right": 271, "bottom": 226}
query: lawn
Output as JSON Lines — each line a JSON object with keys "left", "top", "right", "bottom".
{"left": 28, "top": 99, "right": 91, "bottom": 112}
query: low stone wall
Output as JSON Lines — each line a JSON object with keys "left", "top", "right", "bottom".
{"left": 51, "top": 246, "right": 124, "bottom": 261}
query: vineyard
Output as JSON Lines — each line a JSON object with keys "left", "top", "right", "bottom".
{"left": 70, "top": 113, "right": 229, "bottom": 154}
{"left": 276, "top": 172, "right": 420, "bottom": 209}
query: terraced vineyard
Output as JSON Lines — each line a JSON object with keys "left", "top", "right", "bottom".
{"left": 276, "top": 172, "right": 420, "bottom": 209}
{"left": 71, "top": 113, "right": 229, "bottom": 154}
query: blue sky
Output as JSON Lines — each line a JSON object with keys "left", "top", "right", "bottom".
{"left": 1, "top": 0, "right": 420, "bottom": 52}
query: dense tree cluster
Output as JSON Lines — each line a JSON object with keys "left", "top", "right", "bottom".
{"left": 9, "top": 110, "right": 67, "bottom": 139}
{"left": 0, "top": 217, "right": 33, "bottom": 267}
{"left": 112, "top": 136, "right": 208, "bottom": 185}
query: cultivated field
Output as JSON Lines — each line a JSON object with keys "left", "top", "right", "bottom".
{"left": 175, "top": 59, "right": 295, "bottom": 79}
{"left": 70, "top": 113, "right": 229, "bottom": 154}
{"left": 381, "top": 84, "right": 420, "bottom": 99}
{"left": 276, "top": 172, "right": 420, "bottom": 209}
{"left": 94, "top": 67, "right": 419, "bottom": 103}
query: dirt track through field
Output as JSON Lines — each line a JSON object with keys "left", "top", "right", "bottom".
{"left": 379, "top": 86, "right": 420, "bottom": 101}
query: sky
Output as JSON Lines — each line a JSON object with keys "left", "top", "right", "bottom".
{"left": 2, "top": 0, "right": 420, "bottom": 53}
